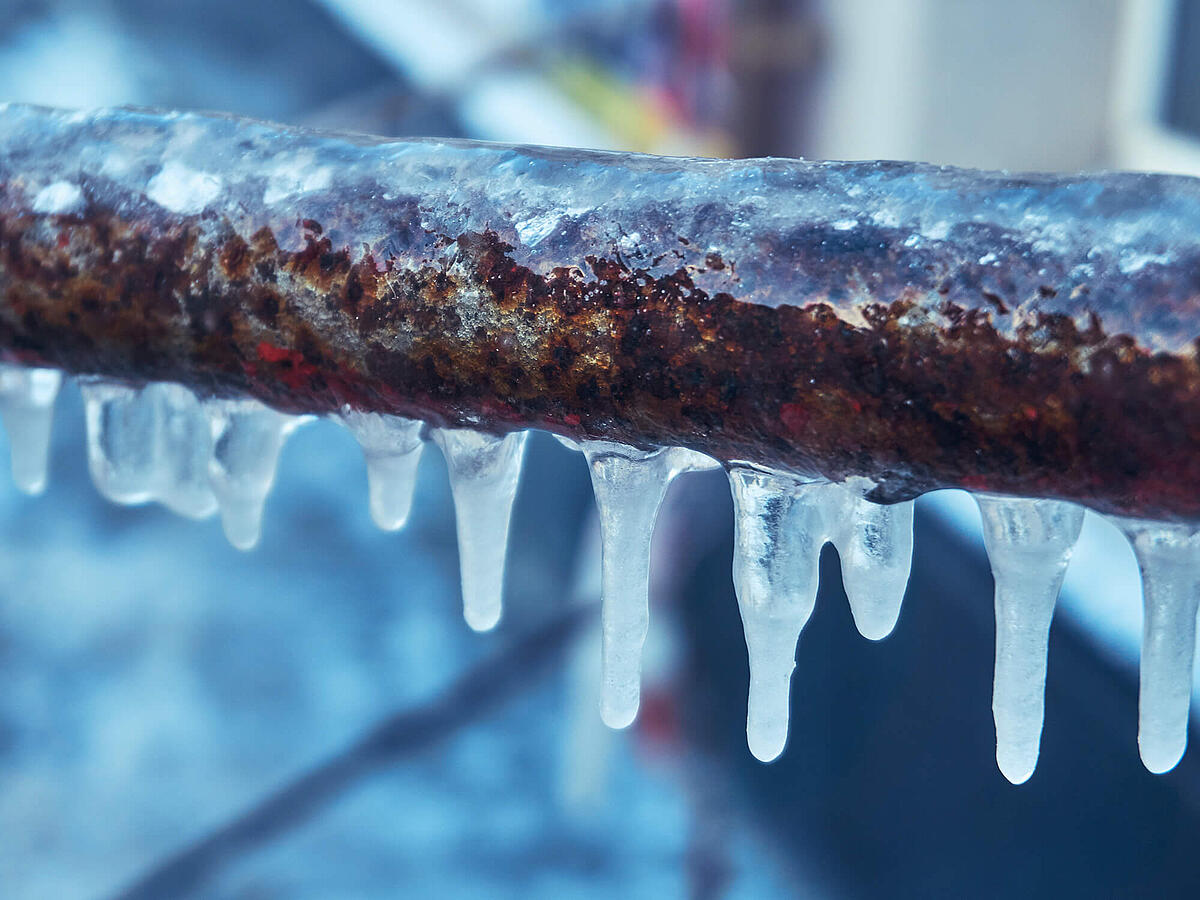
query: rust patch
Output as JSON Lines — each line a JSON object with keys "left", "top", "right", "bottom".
{"left": 3, "top": 188, "right": 1200, "bottom": 522}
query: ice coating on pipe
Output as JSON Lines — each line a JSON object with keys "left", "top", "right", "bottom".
{"left": 1117, "top": 519, "right": 1200, "bottom": 774}
{"left": 581, "top": 442, "right": 718, "bottom": 729}
{"left": 338, "top": 408, "right": 425, "bottom": 531}
{"left": 205, "top": 398, "right": 304, "bottom": 551}
{"left": 977, "top": 496, "right": 1084, "bottom": 784}
{"left": 0, "top": 362, "right": 60, "bottom": 495}
{"left": 10, "top": 105, "right": 1200, "bottom": 521}
{"left": 431, "top": 428, "right": 529, "bottom": 632}
{"left": 728, "top": 466, "right": 844, "bottom": 762}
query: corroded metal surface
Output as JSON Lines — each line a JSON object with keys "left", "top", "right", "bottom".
{"left": 2, "top": 104, "right": 1200, "bottom": 520}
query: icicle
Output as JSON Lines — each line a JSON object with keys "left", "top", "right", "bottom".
{"left": 833, "top": 491, "right": 914, "bottom": 640}
{"left": 431, "top": 428, "right": 529, "bottom": 632}
{"left": 0, "top": 363, "right": 61, "bottom": 495}
{"left": 205, "top": 398, "right": 304, "bottom": 551}
{"left": 1117, "top": 519, "right": 1200, "bottom": 774}
{"left": 338, "top": 408, "right": 425, "bottom": 531}
{"left": 729, "top": 466, "right": 843, "bottom": 762}
{"left": 583, "top": 442, "right": 718, "bottom": 729}
{"left": 977, "top": 496, "right": 1083, "bottom": 783}
{"left": 552, "top": 434, "right": 583, "bottom": 452}
{"left": 150, "top": 383, "right": 217, "bottom": 519}
{"left": 80, "top": 379, "right": 161, "bottom": 504}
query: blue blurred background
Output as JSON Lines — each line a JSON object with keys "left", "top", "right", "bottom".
{"left": 2, "top": 1, "right": 1200, "bottom": 897}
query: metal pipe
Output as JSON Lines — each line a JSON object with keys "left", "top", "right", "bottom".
{"left": 2, "top": 104, "right": 1199, "bottom": 520}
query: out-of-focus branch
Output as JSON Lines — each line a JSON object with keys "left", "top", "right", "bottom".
{"left": 4, "top": 104, "right": 1200, "bottom": 519}
{"left": 109, "top": 602, "right": 592, "bottom": 900}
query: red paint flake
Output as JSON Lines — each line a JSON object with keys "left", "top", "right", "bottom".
{"left": 479, "top": 398, "right": 520, "bottom": 421}
{"left": 1022, "top": 405, "right": 1039, "bottom": 421}
{"left": 961, "top": 475, "right": 990, "bottom": 491}
{"left": 256, "top": 341, "right": 293, "bottom": 363}
{"left": 254, "top": 342, "right": 318, "bottom": 390}
{"left": 56, "top": 231, "right": 69, "bottom": 249}
{"left": 779, "top": 401, "right": 810, "bottom": 435}
{"left": 562, "top": 413, "right": 581, "bottom": 426}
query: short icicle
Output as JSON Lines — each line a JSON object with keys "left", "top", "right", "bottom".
{"left": 151, "top": 383, "right": 218, "bottom": 519}
{"left": 0, "top": 362, "right": 62, "bottom": 495}
{"left": 729, "top": 466, "right": 842, "bottom": 762}
{"left": 431, "top": 428, "right": 529, "bottom": 632}
{"left": 205, "top": 398, "right": 305, "bottom": 551}
{"left": 977, "top": 496, "right": 1084, "bottom": 784}
{"left": 80, "top": 379, "right": 161, "bottom": 504}
{"left": 583, "top": 442, "right": 718, "bottom": 730}
{"left": 337, "top": 408, "right": 425, "bottom": 531}
{"left": 833, "top": 491, "right": 914, "bottom": 640}
{"left": 1118, "top": 519, "right": 1200, "bottom": 774}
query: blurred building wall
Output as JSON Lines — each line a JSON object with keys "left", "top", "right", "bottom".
{"left": 807, "top": 0, "right": 1123, "bottom": 171}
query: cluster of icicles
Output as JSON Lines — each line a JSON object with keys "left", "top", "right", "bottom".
{"left": 0, "top": 361, "right": 1196, "bottom": 785}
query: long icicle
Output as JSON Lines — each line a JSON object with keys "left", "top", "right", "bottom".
{"left": 1119, "top": 519, "right": 1200, "bottom": 774}
{"left": 728, "top": 466, "right": 841, "bottom": 762}
{"left": 431, "top": 428, "right": 529, "bottom": 632}
{"left": 977, "top": 496, "right": 1083, "bottom": 783}
{"left": 582, "top": 442, "right": 716, "bottom": 729}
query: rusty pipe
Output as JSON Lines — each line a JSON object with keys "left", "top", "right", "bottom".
{"left": 1, "top": 104, "right": 1199, "bottom": 521}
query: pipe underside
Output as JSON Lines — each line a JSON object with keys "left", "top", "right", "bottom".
{"left": 2, "top": 104, "right": 1200, "bottom": 521}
